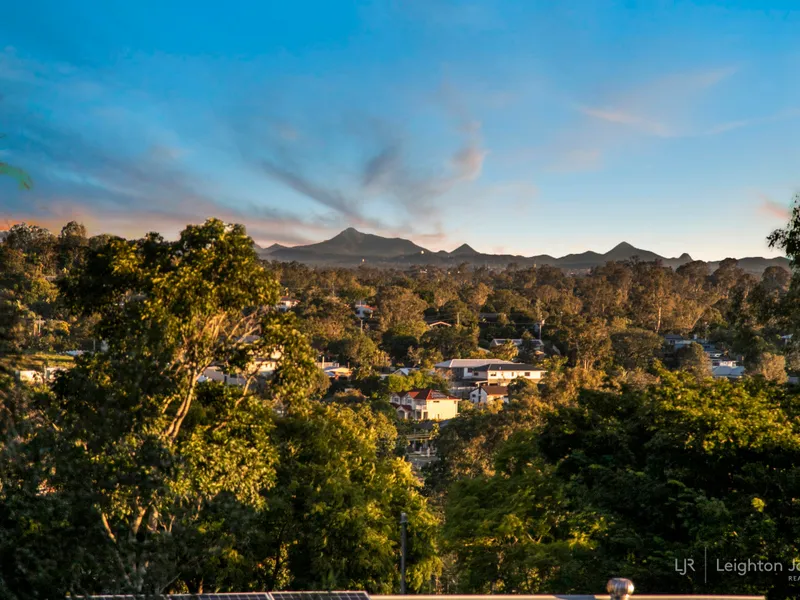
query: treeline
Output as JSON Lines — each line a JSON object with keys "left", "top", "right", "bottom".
{"left": 265, "top": 250, "right": 797, "bottom": 385}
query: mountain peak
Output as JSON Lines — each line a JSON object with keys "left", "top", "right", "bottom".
{"left": 451, "top": 243, "right": 479, "bottom": 256}
{"left": 611, "top": 241, "right": 636, "bottom": 252}
{"left": 337, "top": 227, "right": 363, "bottom": 238}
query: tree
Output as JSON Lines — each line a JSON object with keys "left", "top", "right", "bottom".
{"left": 57, "top": 221, "right": 88, "bottom": 271}
{"left": 610, "top": 328, "right": 662, "bottom": 370}
{"left": 676, "top": 342, "right": 711, "bottom": 379}
{"left": 329, "top": 333, "right": 385, "bottom": 372}
{"left": 0, "top": 136, "right": 33, "bottom": 190}
{"left": 748, "top": 352, "right": 787, "bottom": 384}
{"left": 490, "top": 339, "right": 518, "bottom": 362}
{"left": 185, "top": 402, "right": 441, "bottom": 593}
{"left": 444, "top": 370, "right": 800, "bottom": 597}
{"left": 768, "top": 193, "right": 800, "bottom": 269}
{"left": 421, "top": 326, "right": 479, "bottom": 359}
{"left": 0, "top": 219, "right": 320, "bottom": 596}
{"left": 562, "top": 316, "right": 611, "bottom": 371}
{"left": 376, "top": 287, "right": 427, "bottom": 335}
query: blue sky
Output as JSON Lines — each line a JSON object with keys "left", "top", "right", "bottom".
{"left": 1, "top": 0, "right": 799, "bottom": 260}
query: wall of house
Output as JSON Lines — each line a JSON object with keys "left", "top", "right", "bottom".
{"left": 425, "top": 399, "right": 458, "bottom": 420}
{"left": 486, "top": 370, "right": 544, "bottom": 382}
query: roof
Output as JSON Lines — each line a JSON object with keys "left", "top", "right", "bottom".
{"left": 477, "top": 385, "right": 510, "bottom": 395}
{"left": 478, "top": 363, "right": 541, "bottom": 371}
{"left": 394, "top": 388, "right": 459, "bottom": 401}
{"left": 426, "top": 320, "right": 452, "bottom": 327}
{"left": 664, "top": 333, "right": 684, "bottom": 340}
{"left": 712, "top": 365, "right": 745, "bottom": 378}
{"left": 435, "top": 359, "right": 516, "bottom": 369}
{"left": 489, "top": 338, "right": 523, "bottom": 346}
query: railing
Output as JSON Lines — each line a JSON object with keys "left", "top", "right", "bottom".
{"left": 71, "top": 578, "right": 768, "bottom": 599}
{"left": 376, "top": 579, "right": 763, "bottom": 600}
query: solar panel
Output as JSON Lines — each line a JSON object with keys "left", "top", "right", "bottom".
{"left": 73, "top": 591, "right": 367, "bottom": 600}
{"left": 75, "top": 594, "right": 273, "bottom": 600}
{"left": 270, "top": 592, "right": 370, "bottom": 600}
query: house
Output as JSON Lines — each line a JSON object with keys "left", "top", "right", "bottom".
{"left": 15, "top": 370, "right": 43, "bottom": 384}
{"left": 664, "top": 334, "right": 688, "bottom": 348}
{"left": 489, "top": 338, "right": 523, "bottom": 348}
{"left": 469, "top": 384, "right": 509, "bottom": 404}
{"left": 390, "top": 388, "right": 460, "bottom": 421}
{"left": 273, "top": 296, "right": 299, "bottom": 313}
{"left": 711, "top": 358, "right": 738, "bottom": 368}
{"left": 712, "top": 365, "right": 746, "bottom": 380}
{"left": 354, "top": 301, "right": 375, "bottom": 319}
{"left": 475, "top": 363, "right": 546, "bottom": 383}
{"left": 434, "top": 358, "right": 517, "bottom": 381}
{"left": 324, "top": 365, "right": 353, "bottom": 380}
{"left": 379, "top": 367, "right": 422, "bottom": 379}
{"left": 426, "top": 320, "right": 452, "bottom": 328}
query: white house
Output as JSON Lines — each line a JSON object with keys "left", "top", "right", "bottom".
{"left": 475, "top": 363, "right": 546, "bottom": 383}
{"left": 273, "top": 296, "right": 299, "bottom": 313}
{"left": 434, "top": 358, "right": 517, "bottom": 381}
{"left": 711, "top": 358, "right": 738, "bottom": 368}
{"left": 469, "top": 384, "right": 510, "bottom": 404}
{"left": 354, "top": 301, "right": 375, "bottom": 319}
{"left": 390, "top": 388, "right": 460, "bottom": 421}
{"left": 712, "top": 365, "right": 746, "bottom": 380}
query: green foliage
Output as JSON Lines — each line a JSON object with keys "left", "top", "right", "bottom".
{"left": 676, "top": 342, "right": 711, "bottom": 379}
{"left": 443, "top": 372, "right": 800, "bottom": 596}
{"left": 384, "top": 370, "right": 450, "bottom": 395}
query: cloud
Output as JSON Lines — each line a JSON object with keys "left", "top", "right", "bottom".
{"left": 577, "top": 66, "right": 738, "bottom": 138}
{"left": 758, "top": 194, "right": 791, "bottom": 220}
{"left": 0, "top": 47, "right": 489, "bottom": 248}
{"left": 232, "top": 76, "right": 488, "bottom": 229}
{"left": 577, "top": 106, "right": 671, "bottom": 137}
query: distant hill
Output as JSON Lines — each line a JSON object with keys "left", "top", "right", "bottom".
{"left": 259, "top": 228, "right": 789, "bottom": 274}
{"left": 450, "top": 243, "right": 480, "bottom": 257}
{"left": 256, "top": 242, "right": 287, "bottom": 256}
{"left": 268, "top": 227, "right": 428, "bottom": 262}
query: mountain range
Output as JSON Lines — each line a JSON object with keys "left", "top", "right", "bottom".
{"left": 258, "top": 228, "right": 790, "bottom": 274}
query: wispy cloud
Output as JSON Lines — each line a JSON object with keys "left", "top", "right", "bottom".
{"left": 577, "top": 106, "right": 671, "bottom": 137}
{"left": 0, "top": 47, "right": 486, "bottom": 246}
{"left": 577, "top": 66, "right": 738, "bottom": 138}
{"left": 758, "top": 194, "right": 791, "bottom": 220}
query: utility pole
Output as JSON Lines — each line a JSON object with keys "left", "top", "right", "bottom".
{"left": 400, "top": 512, "right": 408, "bottom": 594}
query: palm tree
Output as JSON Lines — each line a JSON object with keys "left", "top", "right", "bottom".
{"left": 0, "top": 134, "right": 33, "bottom": 189}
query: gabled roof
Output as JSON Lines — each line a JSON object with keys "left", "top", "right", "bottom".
{"left": 394, "top": 388, "right": 459, "bottom": 401}
{"left": 477, "top": 385, "right": 510, "bottom": 395}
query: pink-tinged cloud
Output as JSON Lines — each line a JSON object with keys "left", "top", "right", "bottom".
{"left": 758, "top": 195, "right": 791, "bottom": 220}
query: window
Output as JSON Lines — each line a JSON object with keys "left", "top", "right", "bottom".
{"left": 525, "top": 372, "right": 531, "bottom": 376}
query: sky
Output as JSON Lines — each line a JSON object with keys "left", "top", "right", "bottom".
{"left": 1, "top": 0, "right": 799, "bottom": 261}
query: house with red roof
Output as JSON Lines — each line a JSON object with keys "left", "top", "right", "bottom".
{"left": 390, "top": 388, "right": 460, "bottom": 421}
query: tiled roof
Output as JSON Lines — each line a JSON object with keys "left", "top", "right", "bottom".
{"left": 398, "top": 388, "right": 458, "bottom": 400}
